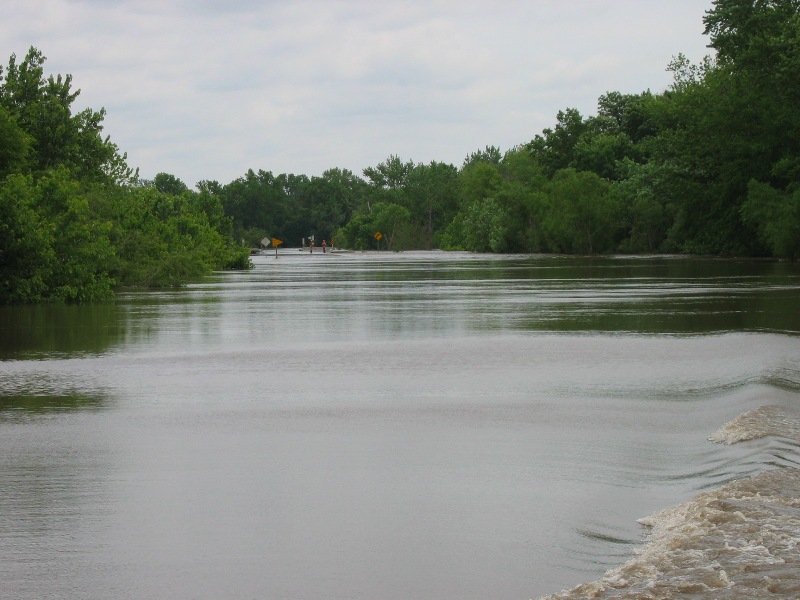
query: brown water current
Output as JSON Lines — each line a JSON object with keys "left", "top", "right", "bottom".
{"left": 2, "top": 253, "right": 800, "bottom": 600}
{"left": 539, "top": 407, "right": 800, "bottom": 600}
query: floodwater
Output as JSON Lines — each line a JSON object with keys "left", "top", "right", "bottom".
{"left": 1, "top": 252, "right": 799, "bottom": 600}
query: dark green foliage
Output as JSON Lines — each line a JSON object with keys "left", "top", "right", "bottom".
{"left": 526, "top": 108, "right": 587, "bottom": 178}
{"left": 0, "top": 175, "right": 53, "bottom": 303}
{"left": 462, "top": 145, "right": 502, "bottom": 168}
{"left": 741, "top": 180, "right": 800, "bottom": 259}
{"left": 0, "top": 48, "right": 249, "bottom": 304}
{"left": 217, "top": 167, "right": 365, "bottom": 248}
{"left": 441, "top": 197, "right": 508, "bottom": 253}
{"left": 152, "top": 172, "right": 189, "bottom": 196}
{"left": 210, "top": 0, "right": 800, "bottom": 259}
{"left": 0, "top": 105, "right": 30, "bottom": 177}
{"left": 0, "top": 47, "right": 136, "bottom": 184}
{"left": 540, "top": 169, "right": 618, "bottom": 254}
{"left": 93, "top": 184, "right": 248, "bottom": 288}
{"left": 5, "top": 0, "right": 799, "bottom": 304}
{"left": 404, "top": 161, "right": 460, "bottom": 248}
{"left": 0, "top": 171, "right": 115, "bottom": 303}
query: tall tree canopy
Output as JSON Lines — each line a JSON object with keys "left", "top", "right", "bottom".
{"left": 5, "top": 0, "right": 799, "bottom": 307}
{"left": 0, "top": 47, "right": 136, "bottom": 184}
{"left": 0, "top": 48, "right": 249, "bottom": 304}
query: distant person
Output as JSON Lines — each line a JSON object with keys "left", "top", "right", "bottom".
{"left": 310, "top": 240, "right": 314, "bottom": 254}
{"left": 322, "top": 240, "right": 327, "bottom": 253}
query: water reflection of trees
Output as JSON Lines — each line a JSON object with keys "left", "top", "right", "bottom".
{"left": 0, "top": 303, "right": 125, "bottom": 359}
{"left": 0, "top": 393, "right": 105, "bottom": 414}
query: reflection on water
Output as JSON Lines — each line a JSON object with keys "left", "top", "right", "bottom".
{"left": 2, "top": 254, "right": 798, "bottom": 360}
{"left": 0, "top": 302, "right": 126, "bottom": 359}
{"left": 120, "top": 254, "right": 800, "bottom": 357}
{"left": 1, "top": 252, "right": 799, "bottom": 600}
{"left": 0, "top": 392, "right": 105, "bottom": 414}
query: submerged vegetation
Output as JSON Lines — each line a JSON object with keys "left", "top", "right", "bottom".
{"left": 2, "top": 0, "right": 799, "bottom": 304}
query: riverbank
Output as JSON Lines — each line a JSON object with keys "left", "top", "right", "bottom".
{"left": 537, "top": 406, "right": 800, "bottom": 599}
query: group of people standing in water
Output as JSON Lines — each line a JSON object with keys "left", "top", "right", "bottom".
{"left": 308, "top": 239, "right": 332, "bottom": 253}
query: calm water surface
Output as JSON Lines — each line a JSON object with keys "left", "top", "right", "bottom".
{"left": 1, "top": 252, "right": 799, "bottom": 599}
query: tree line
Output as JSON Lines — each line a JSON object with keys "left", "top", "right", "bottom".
{"left": 212, "top": 0, "right": 799, "bottom": 259}
{"left": 0, "top": 48, "right": 249, "bottom": 304}
{"left": 2, "top": 0, "right": 798, "bottom": 305}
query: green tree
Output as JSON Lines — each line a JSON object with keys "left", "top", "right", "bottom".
{"left": 0, "top": 170, "right": 115, "bottom": 303}
{"left": 647, "top": 2, "right": 800, "bottom": 255}
{"left": 541, "top": 169, "right": 617, "bottom": 254}
{"left": 371, "top": 202, "right": 411, "bottom": 250}
{"left": 0, "top": 174, "right": 53, "bottom": 303}
{"left": 153, "top": 172, "right": 189, "bottom": 196}
{"left": 493, "top": 148, "right": 549, "bottom": 252}
{"left": 599, "top": 91, "right": 662, "bottom": 145}
{"left": 0, "top": 47, "right": 135, "bottom": 184}
{"left": 334, "top": 201, "right": 410, "bottom": 250}
{"left": 526, "top": 108, "right": 587, "bottom": 176}
{"left": 404, "top": 161, "right": 459, "bottom": 248}
{"left": 741, "top": 180, "right": 800, "bottom": 259}
{"left": 462, "top": 145, "right": 502, "bottom": 169}
{"left": 703, "top": 0, "right": 800, "bottom": 71}
{"left": 458, "top": 161, "right": 503, "bottom": 206}
{"left": 0, "top": 104, "right": 30, "bottom": 177}
{"left": 336, "top": 213, "right": 374, "bottom": 250}
{"left": 441, "top": 197, "right": 508, "bottom": 253}
{"left": 35, "top": 170, "right": 115, "bottom": 302}
{"left": 100, "top": 184, "right": 244, "bottom": 287}
{"left": 0, "top": 47, "right": 249, "bottom": 304}
{"left": 220, "top": 169, "right": 288, "bottom": 244}
{"left": 611, "top": 160, "right": 674, "bottom": 253}
{"left": 362, "top": 154, "right": 414, "bottom": 190}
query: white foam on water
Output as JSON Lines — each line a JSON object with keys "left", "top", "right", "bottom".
{"left": 709, "top": 405, "right": 800, "bottom": 445}
{"left": 537, "top": 407, "right": 800, "bottom": 600}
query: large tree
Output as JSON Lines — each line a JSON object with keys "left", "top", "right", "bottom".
{"left": 706, "top": 0, "right": 800, "bottom": 257}
{"left": 0, "top": 47, "right": 136, "bottom": 184}
{"left": 0, "top": 48, "right": 248, "bottom": 304}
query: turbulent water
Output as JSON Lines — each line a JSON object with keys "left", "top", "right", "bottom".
{"left": 1, "top": 252, "right": 799, "bottom": 600}
{"left": 539, "top": 405, "right": 800, "bottom": 599}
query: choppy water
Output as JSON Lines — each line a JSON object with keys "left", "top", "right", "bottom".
{"left": 540, "top": 405, "right": 800, "bottom": 600}
{"left": 1, "top": 252, "right": 799, "bottom": 599}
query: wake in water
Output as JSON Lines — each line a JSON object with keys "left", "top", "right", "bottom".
{"left": 709, "top": 405, "right": 800, "bottom": 446}
{"left": 538, "top": 406, "right": 800, "bottom": 600}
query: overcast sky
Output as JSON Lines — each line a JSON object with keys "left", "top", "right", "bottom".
{"left": 3, "top": 0, "right": 713, "bottom": 188}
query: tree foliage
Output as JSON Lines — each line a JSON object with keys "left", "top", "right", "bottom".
{"left": 206, "top": 0, "right": 800, "bottom": 260}
{"left": 0, "top": 48, "right": 248, "bottom": 304}
{"left": 5, "top": 0, "right": 799, "bottom": 307}
{"left": 0, "top": 47, "right": 137, "bottom": 184}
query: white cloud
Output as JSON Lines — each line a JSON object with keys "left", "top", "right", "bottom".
{"left": 2, "top": 0, "right": 712, "bottom": 186}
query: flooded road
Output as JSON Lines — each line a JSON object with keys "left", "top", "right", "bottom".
{"left": 2, "top": 252, "right": 799, "bottom": 599}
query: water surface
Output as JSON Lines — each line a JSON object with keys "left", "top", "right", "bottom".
{"left": 1, "top": 252, "right": 799, "bottom": 599}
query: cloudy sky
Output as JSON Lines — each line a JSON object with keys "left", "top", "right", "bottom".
{"left": 3, "top": 0, "right": 713, "bottom": 188}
